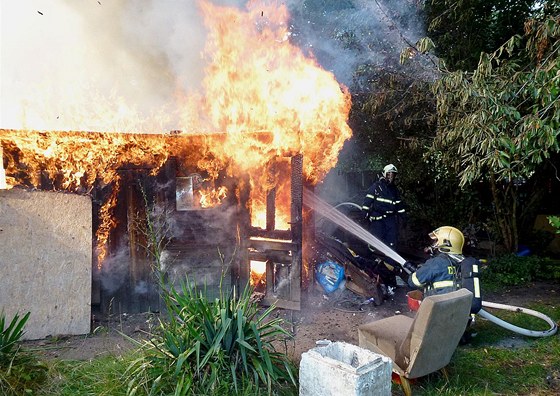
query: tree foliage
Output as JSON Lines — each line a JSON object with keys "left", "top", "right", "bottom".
{"left": 425, "top": 0, "right": 539, "bottom": 71}
{"left": 429, "top": 15, "right": 560, "bottom": 251}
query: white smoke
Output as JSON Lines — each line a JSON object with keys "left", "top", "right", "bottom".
{"left": 0, "top": 0, "right": 427, "bottom": 131}
{"left": 98, "top": 245, "right": 130, "bottom": 294}
{"left": 287, "top": 0, "right": 429, "bottom": 90}
{"left": 0, "top": 0, "right": 207, "bottom": 132}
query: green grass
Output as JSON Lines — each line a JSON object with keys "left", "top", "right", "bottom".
{"left": 37, "top": 350, "right": 295, "bottom": 396}
{"left": 38, "top": 321, "right": 558, "bottom": 396}
{"left": 37, "top": 301, "right": 558, "bottom": 396}
{"left": 39, "top": 355, "right": 133, "bottom": 396}
{"left": 19, "top": 275, "right": 560, "bottom": 396}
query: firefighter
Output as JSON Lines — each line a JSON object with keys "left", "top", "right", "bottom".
{"left": 408, "top": 226, "right": 464, "bottom": 295}
{"left": 407, "top": 226, "right": 483, "bottom": 344}
{"left": 408, "top": 226, "right": 482, "bottom": 315}
{"left": 361, "top": 163, "right": 406, "bottom": 251}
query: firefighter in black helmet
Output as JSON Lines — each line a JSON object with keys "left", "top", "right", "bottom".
{"left": 362, "top": 164, "right": 406, "bottom": 251}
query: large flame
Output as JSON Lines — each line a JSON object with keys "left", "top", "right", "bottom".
{"left": 1, "top": 0, "right": 352, "bottom": 266}
{"left": 194, "top": 0, "right": 352, "bottom": 227}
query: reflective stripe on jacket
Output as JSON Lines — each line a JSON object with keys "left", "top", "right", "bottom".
{"left": 362, "top": 177, "right": 405, "bottom": 221}
{"left": 409, "top": 253, "right": 457, "bottom": 295}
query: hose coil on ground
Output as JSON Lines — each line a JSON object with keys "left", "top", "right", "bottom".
{"left": 478, "top": 301, "right": 558, "bottom": 338}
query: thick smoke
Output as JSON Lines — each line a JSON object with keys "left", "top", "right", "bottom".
{"left": 1, "top": 0, "right": 208, "bottom": 131}
{"left": 286, "top": 0, "right": 429, "bottom": 90}
{"left": 1, "top": 0, "right": 427, "bottom": 131}
{"left": 147, "top": 185, "right": 239, "bottom": 287}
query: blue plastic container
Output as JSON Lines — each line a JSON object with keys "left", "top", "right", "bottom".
{"left": 316, "top": 260, "right": 345, "bottom": 294}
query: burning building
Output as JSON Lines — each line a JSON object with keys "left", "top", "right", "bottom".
{"left": 0, "top": 1, "right": 352, "bottom": 339}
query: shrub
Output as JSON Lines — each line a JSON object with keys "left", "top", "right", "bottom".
{"left": 1, "top": 311, "right": 48, "bottom": 395}
{"left": 548, "top": 216, "right": 560, "bottom": 234}
{"left": 482, "top": 254, "right": 549, "bottom": 289}
{"left": 126, "top": 277, "right": 297, "bottom": 395}
{"left": 0, "top": 311, "right": 29, "bottom": 365}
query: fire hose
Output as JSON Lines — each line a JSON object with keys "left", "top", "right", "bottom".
{"left": 308, "top": 194, "right": 558, "bottom": 338}
{"left": 478, "top": 302, "right": 558, "bottom": 338}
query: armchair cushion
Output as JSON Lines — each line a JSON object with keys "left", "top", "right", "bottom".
{"left": 359, "top": 288, "right": 473, "bottom": 379}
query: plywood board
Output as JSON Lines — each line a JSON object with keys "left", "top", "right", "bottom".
{"left": 0, "top": 188, "right": 92, "bottom": 340}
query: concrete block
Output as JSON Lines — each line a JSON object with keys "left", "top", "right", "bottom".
{"left": 299, "top": 341, "right": 392, "bottom": 396}
{"left": 0, "top": 188, "right": 92, "bottom": 340}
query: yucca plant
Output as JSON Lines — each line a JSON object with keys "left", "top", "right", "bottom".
{"left": 1, "top": 311, "right": 48, "bottom": 395}
{"left": 0, "top": 311, "right": 30, "bottom": 365}
{"left": 126, "top": 185, "right": 297, "bottom": 395}
{"left": 126, "top": 277, "right": 297, "bottom": 395}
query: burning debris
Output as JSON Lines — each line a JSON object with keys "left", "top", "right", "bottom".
{"left": 1, "top": 1, "right": 353, "bottom": 315}
{"left": 1, "top": 0, "right": 352, "bottom": 262}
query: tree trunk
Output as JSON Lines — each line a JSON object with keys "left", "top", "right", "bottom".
{"left": 488, "top": 173, "right": 518, "bottom": 252}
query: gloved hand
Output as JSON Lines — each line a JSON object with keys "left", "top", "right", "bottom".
{"left": 402, "top": 261, "right": 418, "bottom": 274}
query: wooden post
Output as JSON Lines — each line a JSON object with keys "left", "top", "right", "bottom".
{"left": 289, "top": 154, "right": 303, "bottom": 308}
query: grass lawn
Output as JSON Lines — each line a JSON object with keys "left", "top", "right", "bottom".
{"left": 31, "top": 300, "right": 558, "bottom": 396}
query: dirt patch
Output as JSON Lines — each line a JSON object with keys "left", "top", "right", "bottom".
{"left": 282, "top": 285, "right": 411, "bottom": 362}
{"left": 24, "top": 312, "right": 157, "bottom": 361}
{"left": 482, "top": 281, "right": 560, "bottom": 307}
{"left": 24, "top": 281, "right": 559, "bottom": 362}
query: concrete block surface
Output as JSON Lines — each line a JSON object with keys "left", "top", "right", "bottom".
{"left": 299, "top": 341, "right": 392, "bottom": 396}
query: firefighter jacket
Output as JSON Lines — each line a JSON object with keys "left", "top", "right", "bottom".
{"left": 362, "top": 177, "right": 406, "bottom": 221}
{"left": 408, "top": 253, "right": 458, "bottom": 296}
{"left": 409, "top": 253, "right": 483, "bottom": 313}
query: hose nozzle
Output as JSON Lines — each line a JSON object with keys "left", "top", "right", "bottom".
{"left": 402, "top": 261, "right": 417, "bottom": 274}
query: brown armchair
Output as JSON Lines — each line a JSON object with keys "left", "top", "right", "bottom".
{"left": 358, "top": 288, "right": 473, "bottom": 396}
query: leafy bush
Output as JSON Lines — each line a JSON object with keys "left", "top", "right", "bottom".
{"left": 482, "top": 254, "right": 549, "bottom": 289}
{"left": 1, "top": 311, "right": 47, "bottom": 395}
{"left": 548, "top": 216, "right": 560, "bottom": 234}
{"left": 126, "top": 278, "right": 297, "bottom": 395}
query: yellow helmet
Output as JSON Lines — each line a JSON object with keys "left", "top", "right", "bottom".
{"left": 429, "top": 226, "right": 464, "bottom": 254}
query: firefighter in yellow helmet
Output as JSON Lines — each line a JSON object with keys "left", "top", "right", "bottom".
{"left": 407, "top": 226, "right": 483, "bottom": 344}
{"left": 408, "top": 227, "right": 470, "bottom": 296}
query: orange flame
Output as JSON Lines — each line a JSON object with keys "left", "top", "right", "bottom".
{"left": 199, "top": 186, "right": 228, "bottom": 208}
{"left": 250, "top": 260, "right": 267, "bottom": 289}
{"left": 1, "top": 0, "right": 352, "bottom": 267}
{"left": 194, "top": 0, "right": 351, "bottom": 225}
{"left": 96, "top": 177, "right": 121, "bottom": 269}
